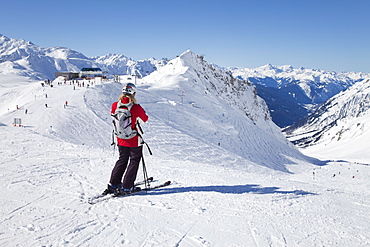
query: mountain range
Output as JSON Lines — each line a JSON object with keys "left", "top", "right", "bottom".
{"left": 2, "top": 34, "right": 369, "bottom": 128}
{"left": 0, "top": 34, "right": 164, "bottom": 81}
{"left": 230, "top": 65, "right": 368, "bottom": 127}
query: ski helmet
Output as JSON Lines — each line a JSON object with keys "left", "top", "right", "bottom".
{"left": 122, "top": 83, "right": 136, "bottom": 95}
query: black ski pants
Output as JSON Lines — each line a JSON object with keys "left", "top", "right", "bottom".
{"left": 109, "top": 145, "right": 142, "bottom": 189}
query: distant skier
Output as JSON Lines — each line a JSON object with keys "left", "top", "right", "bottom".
{"left": 25, "top": 109, "right": 28, "bottom": 114}
{"left": 103, "top": 83, "right": 149, "bottom": 196}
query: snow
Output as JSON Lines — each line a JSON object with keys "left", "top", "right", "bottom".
{"left": 299, "top": 113, "right": 370, "bottom": 164}
{"left": 286, "top": 78, "right": 370, "bottom": 165}
{"left": 1, "top": 52, "right": 370, "bottom": 246}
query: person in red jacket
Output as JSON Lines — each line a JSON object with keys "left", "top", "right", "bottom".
{"left": 103, "top": 83, "right": 149, "bottom": 196}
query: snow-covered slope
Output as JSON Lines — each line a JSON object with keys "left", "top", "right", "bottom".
{"left": 1, "top": 122, "right": 369, "bottom": 246}
{"left": 1, "top": 51, "right": 369, "bottom": 246}
{"left": 231, "top": 64, "right": 368, "bottom": 127}
{"left": 140, "top": 50, "right": 311, "bottom": 172}
{"left": 285, "top": 78, "right": 370, "bottom": 163}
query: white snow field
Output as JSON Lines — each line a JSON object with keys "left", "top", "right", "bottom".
{"left": 0, "top": 53, "right": 369, "bottom": 246}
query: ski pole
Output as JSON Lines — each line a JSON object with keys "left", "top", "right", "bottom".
{"left": 141, "top": 154, "right": 150, "bottom": 190}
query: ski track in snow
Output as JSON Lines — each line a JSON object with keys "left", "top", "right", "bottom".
{"left": 0, "top": 78, "right": 369, "bottom": 246}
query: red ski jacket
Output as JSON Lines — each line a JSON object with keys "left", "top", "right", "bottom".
{"left": 111, "top": 102, "right": 149, "bottom": 147}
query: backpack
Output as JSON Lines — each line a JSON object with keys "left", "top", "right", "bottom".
{"left": 111, "top": 101, "right": 137, "bottom": 139}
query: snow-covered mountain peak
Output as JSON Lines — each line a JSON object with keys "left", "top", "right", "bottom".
{"left": 0, "top": 34, "right": 10, "bottom": 44}
{"left": 260, "top": 63, "right": 279, "bottom": 72}
{"left": 0, "top": 34, "right": 39, "bottom": 56}
{"left": 177, "top": 49, "right": 198, "bottom": 65}
{"left": 44, "top": 46, "right": 88, "bottom": 60}
{"left": 152, "top": 50, "right": 273, "bottom": 125}
{"left": 93, "top": 53, "right": 130, "bottom": 63}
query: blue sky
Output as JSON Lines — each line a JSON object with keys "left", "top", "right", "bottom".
{"left": 1, "top": 0, "right": 369, "bottom": 72}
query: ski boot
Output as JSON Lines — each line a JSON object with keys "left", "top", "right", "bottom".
{"left": 113, "top": 186, "right": 142, "bottom": 197}
{"left": 102, "top": 184, "right": 120, "bottom": 195}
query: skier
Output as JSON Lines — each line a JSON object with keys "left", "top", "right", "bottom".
{"left": 103, "top": 83, "right": 149, "bottom": 196}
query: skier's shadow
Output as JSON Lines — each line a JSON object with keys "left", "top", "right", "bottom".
{"left": 146, "top": 184, "right": 316, "bottom": 196}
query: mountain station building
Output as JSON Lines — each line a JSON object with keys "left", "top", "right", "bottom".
{"left": 55, "top": 68, "right": 103, "bottom": 80}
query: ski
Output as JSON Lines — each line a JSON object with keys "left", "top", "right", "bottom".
{"left": 88, "top": 180, "right": 171, "bottom": 204}
{"left": 113, "top": 180, "right": 171, "bottom": 198}
{"left": 87, "top": 177, "right": 154, "bottom": 204}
